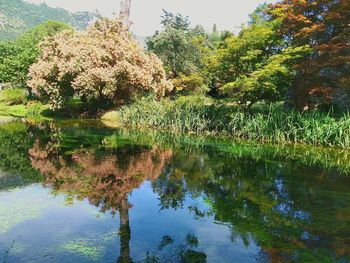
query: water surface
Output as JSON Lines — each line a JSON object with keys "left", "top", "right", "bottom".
{"left": 0, "top": 119, "right": 349, "bottom": 262}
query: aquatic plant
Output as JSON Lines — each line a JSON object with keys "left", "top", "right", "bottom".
{"left": 103, "top": 96, "right": 350, "bottom": 148}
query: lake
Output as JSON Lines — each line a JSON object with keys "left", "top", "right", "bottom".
{"left": 0, "top": 119, "right": 349, "bottom": 263}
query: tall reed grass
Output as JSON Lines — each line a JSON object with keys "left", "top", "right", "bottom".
{"left": 102, "top": 96, "right": 350, "bottom": 148}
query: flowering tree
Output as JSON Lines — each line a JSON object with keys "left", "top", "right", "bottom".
{"left": 27, "top": 18, "right": 172, "bottom": 110}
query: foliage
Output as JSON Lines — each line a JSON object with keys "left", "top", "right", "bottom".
{"left": 28, "top": 18, "right": 172, "bottom": 110}
{"left": 160, "top": 10, "right": 190, "bottom": 30}
{"left": 221, "top": 45, "right": 312, "bottom": 107}
{"left": 146, "top": 10, "right": 203, "bottom": 79}
{"left": 204, "top": 6, "right": 312, "bottom": 107}
{"left": 271, "top": 0, "right": 350, "bottom": 109}
{"left": 104, "top": 98, "right": 350, "bottom": 147}
{"left": 0, "top": 121, "right": 41, "bottom": 186}
{"left": 0, "top": 21, "right": 72, "bottom": 88}
{"left": 0, "top": 0, "right": 95, "bottom": 40}
{"left": 0, "top": 88, "right": 27, "bottom": 105}
{"left": 171, "top": 73, "right": 208, "bottom": 95}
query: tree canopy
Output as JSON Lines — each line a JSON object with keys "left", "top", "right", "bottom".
{"left": 272, "top": 0, "right": 350, "bottom": 109}
{"left": 28, "top": 18, "right": 172, "bottom": 110}
{"left": 0, "top": 21, "right": 72, "bottom": 88}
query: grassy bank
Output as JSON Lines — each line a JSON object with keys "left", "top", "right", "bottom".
{"left": 0, "top": 102, "right": 48, "bottom": 119}
{"left": 102, "top": 96, "right": 350, "bottom": 148}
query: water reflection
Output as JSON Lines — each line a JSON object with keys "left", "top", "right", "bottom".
{"left": 0, "top": 120, "right": 349, "bottom": 262}
{"left": 28, "top": 127, "right": 172, "bottom": 262}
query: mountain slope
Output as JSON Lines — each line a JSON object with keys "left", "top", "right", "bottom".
{"left": 0, "top": 0, "right": 95, "bottom": 40}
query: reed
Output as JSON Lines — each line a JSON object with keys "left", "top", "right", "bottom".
{"left": 103, "top": 96, "right": 350, "bottom": 148}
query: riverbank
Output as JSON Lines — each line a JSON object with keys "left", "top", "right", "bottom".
{"left": 3, "top": 95, "right": 350, "bottom": 148}
{"left": 0, "top": 102, "right": 48, "bottom": 119}
{"left": 102, "top": 96, "right": 350, "bottom": 148}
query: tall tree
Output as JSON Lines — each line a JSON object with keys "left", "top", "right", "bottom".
{"left": 205, "top": 5, "right": 312, "bottom": 107}
{"left": 119, "top": 0, "right": 132, "bottom": 26}
{"left": 146, "top": 10, "right": 201, "bottom": 78}
{"left": 28, "top": 18, "right": 172, "bottom": 110}
{"left": 272, "top": 0, "right": 350, "bottom": 109}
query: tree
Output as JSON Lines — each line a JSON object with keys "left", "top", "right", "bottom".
{"left": 0, "top": 21, "right": 72, "bottom": 88}
{"left": 222, "top": 45, "right": 311, "bottom": 108}
{"left": 27, "top": 18, "right": 172, "bottom": 110}
{"left": 205, "top": 5, "right": 312, "bottom": 107}
{"left": 146, "top": 11, "right": 201, "bottom": 78}
{"left": 271, "top": 0, "right": 350, "bottom": 110}
{"left": 147, "top": 11, "right": 212, "bottom": 95}
{"left": 160, "top": 9, "right": 190, "bottom": 31}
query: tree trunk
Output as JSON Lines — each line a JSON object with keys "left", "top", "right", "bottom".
{"left": 117, "top": 194, "right": 132, "bottom": 263}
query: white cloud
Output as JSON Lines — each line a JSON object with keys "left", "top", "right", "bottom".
{"left": 25, "top": 0, "right": 277, "bottom": 36}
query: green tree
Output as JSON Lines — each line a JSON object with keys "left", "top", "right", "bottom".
{"left": 0, "top": 21, "right": 72, "bottom": 89}
{"left": 146, "top": 11, "right": 201, "bottom": 78}
{"left": 160, "top": 9, "right": 190, "bottom": 31}
{"left": 222, "top": 45, "right": 312, "bottom": 108}
{"left": 206, "top": 5, "right": 311, "bottom": 107}
{"left": 147, "top": 11, "right": 213, "bottom": 95}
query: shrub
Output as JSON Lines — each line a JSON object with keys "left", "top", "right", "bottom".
{"left": 0, "top": 88, "right": 27, "bottom": 105}
{"left": 172, "top": 73, "right": 208, "bottom": 96}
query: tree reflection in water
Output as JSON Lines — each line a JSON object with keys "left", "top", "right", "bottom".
{"left": 21, "top": 122, "right": 350, "bottom": 262}
{"left": 28, "top": 126, "right": 173, "bottom": 263}
{"left": 152, "top": 150, "right": 350, "bottom": 262}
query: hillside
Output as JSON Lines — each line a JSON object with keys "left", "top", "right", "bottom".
{"left": 0, "top": 0, "right": 96, "bottom": 40}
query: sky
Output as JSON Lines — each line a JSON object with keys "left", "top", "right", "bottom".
{"left": 25, "top": 0, "right": 277, "bottom": 36}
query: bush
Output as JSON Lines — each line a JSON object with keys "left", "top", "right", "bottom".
{"left": 172, "top": 73, "right": 208, "bottom": 96}
{"left": 0, "top": 88, "right": 27, "bottom": 105}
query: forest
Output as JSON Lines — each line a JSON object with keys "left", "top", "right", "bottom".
{"left": 0, "top": 0, "right": 349, "bottom": 147}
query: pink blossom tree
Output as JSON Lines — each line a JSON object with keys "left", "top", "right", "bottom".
{"left": 27, "top": 18, "right": 172, "bottom": 110}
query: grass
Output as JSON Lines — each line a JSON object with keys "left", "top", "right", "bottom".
{"left": 102, "top": 95, "right": 350, "bottom": 148}
{"left": 0, "top": 88, "right": 27, "bottom": 105}
{"left": 0, "top": 102, "right": 49, "bottom": 119}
